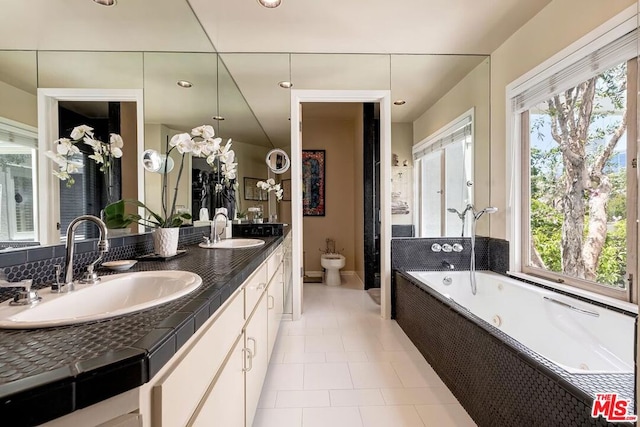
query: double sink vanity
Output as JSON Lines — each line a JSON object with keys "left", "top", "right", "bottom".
{"left": 0, "top": 225, "right": 292, "bottom": 427}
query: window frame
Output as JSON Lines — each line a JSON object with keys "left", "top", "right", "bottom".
{"left": 506, "top": 7, "right": 639, "bottom": 306}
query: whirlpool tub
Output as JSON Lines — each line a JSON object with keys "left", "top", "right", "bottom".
{"left": 394, "top": 270, "right": 637, "bottom": 426}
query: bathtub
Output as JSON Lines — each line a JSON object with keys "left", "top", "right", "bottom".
{"left": 394, "top": 270, "right": 637, "bottom": 426}
{"left": 407, "top": 271, "right": 635, "bottom": 374}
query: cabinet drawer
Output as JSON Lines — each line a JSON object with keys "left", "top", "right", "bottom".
{"left": 267, "top": 245, "right": 283, "bottom": 280}
{"left": 152, "top": 291, "right": 244, "bottom": 427}
{"left": 244, "top": 262, "right": 268, "bottom": 318}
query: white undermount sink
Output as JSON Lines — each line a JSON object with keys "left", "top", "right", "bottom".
{"left": 0, "top": 270, "right": 203, "bottom": 329}
{"left": 199, "top": 238, "right": 265, "bottom": 249}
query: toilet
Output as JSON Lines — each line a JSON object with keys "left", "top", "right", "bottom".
{"left": 320, "top": 253, "right": 346, "bottom": 286}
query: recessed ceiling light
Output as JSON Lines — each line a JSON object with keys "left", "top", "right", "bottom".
{"left": 394, "top": 100, "right": 406, "bottom": 105}
{"left": 177, "top": 80, "right": 193, "bottom": 88}
{"left": 212, "top": 116, "right": 225, "bottom": 121}
{"left": 278, "top": 81, "right": 293, "bottom": 89}
{"left": 257, "top": 0, "right": 282, "bottom": 8}
{"left": 92, "top": 0, "right": 116, "bottom": 6}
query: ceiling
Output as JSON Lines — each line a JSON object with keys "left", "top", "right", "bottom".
{"left": 0, "top": 0, "right": 553, "bottom": 148}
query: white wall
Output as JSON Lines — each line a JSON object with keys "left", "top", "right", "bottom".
{"left": 0, "top": 81, "right": 36, "bottom": 127}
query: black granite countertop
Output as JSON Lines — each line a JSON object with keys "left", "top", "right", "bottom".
{"left": 0, "top": 235, "right": 283, "bottom": 426}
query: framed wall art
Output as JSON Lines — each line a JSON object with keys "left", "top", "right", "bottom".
{"left": 302, "top": 150, "right": 325, "bottom": 216}
{"left": 243, "top": 177, "right": 268, "bottom": 201}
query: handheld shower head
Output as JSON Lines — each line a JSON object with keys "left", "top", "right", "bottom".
{"left": 447, "top": 208, "right": 464, "bottom": 220}
{"left": 474, "top": 206, "right": 498, "bottom": 220}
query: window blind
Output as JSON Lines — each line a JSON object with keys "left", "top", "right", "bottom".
{"left": 511, "top": 29, "right": 637, "bottom": 113}
{"left": 413, "top": 121, "right": 472, "bottom": 160}
{"left": 0, "top": 121, "right": 37, "bottom": 149}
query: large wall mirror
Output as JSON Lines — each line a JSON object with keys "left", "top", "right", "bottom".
{"left": 0, "top": 0, "right": 491, "bottom": 249}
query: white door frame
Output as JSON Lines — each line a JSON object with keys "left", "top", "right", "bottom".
{"left": 290, "top": 90, "right": 392, "bottom": 320}
{"left": 37, "top": 88, "right": 145, "bottom": 244}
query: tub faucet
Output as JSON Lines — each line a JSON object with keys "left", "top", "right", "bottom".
{"left": 53, "top": 215, "right": 109, "bottom": 293}
{"left": 442, "top": 260, "right": 455, "bottom": 270}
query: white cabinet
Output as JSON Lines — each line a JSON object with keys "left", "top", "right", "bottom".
{"left": 151, "top": 289, "right": 245, "bottom": 426}
{"left": 244, "top": 294, "right": 269, "bottom": 427}
{"left": 190, "top": 333, "right": 245, "bottom": 427}
{"left": 267, "top": 263, "right": 284, "bottom": 358}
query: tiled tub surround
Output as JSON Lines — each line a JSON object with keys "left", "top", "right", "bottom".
{"left": 390, "top": 236, "right": 510, "bottom": 275}
{"left": 0, "top": 227, "right": 285, "bottom": 426}
{"left": 395, "top": 271, "right": 636, "bottom": 427}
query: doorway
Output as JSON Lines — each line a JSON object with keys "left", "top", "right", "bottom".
{"left": 290, "top": 90, "right": 392, "bottom": 320}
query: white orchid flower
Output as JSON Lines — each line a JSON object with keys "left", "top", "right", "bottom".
{"left": 66, "top": 161, "right": 83, "bottom": 174}
{"left": 191, "top": 125, "right": 215, "bottom": 140}
{"left": 53, "top": 170, "right": 70, "bottom": 181}
{"left": 70, "top": 125, "right": 94, "bottom": 140}
{"left": 266, "top": 178, "right": 275, "bottom": 186}
{"left": 45, "top": 151, "right": 68, "bottom": 167}
{"left": 110, "top": 146, "right": 123, "bottom": 158}
{"left": 206, "top": 153, "right": 217, "bottom": 166}
{"left": 203, "top": 137, "right": 222, "bottom": 157}
{"left": 83, "top": 136, "right": 102, "bottom": 152}
{"left": 169, "top": 132, "right": 194, "bottom": 154}
{"left": 89, "top": 153, "right": 104, "bottom": 164}
{"left": 219, "top": 149, "right": 235, "bottom": 165}
{"left": 109, "top": 133, "right": 124, "bottom": 149}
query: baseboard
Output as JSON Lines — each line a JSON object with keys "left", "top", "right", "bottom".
{"left": 305, "top": 271, "right": 323, "bottom": 277}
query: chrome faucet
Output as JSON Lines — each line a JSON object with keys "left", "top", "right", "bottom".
{"left": 211, "top": 212, "right": 228, "bottom": 244}
{"left": 442, "top": 260, "right": 455, "bottom": 270}
{"left": 53, "top": 215, "right": 109, "bottom": 293}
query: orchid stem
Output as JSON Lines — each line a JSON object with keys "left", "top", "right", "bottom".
{"left": 168, "top": 152, "right": 186, "bottom": 227}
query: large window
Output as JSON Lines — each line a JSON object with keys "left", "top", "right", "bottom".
{"left": 413, "top": 112, "right": 474, "bottom": 237}
{"left": 0, "top": 119, "right": 38, "bottom": 244}
{"left": 513, "top": 29, "right": 638, "bottom": 301}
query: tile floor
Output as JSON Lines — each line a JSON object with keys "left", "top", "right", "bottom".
{"left": 253, "top": 275, "right": 477, "bottom": 427}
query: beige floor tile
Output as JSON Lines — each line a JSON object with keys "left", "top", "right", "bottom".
{"left": 303, "top": 363, "right": 353, "bottom": 390}
{"left": 305, "top": 335, "right": 345, "bottom": 353}
{"left": 329, "top": 389, "right": 385, "bottom": 407}
{"left": 302, "top": 407, "right": 363, "bottom": 427}
{"left": 348, "top": 362, "right": 404, "bottom": 389}
{"left": 381, "top": 387, "right": 459, "bottom": 405}
{"left": 415, "top": 404, "right": 477, "bottom": 427}
{"left": 257, "top": 389, "right": 278, "bottom": 409}
{"left": 274, "top": 335, "right": 306, "bottom": 354}
{"left": 263, "top": 363, "right": 304, "bottom": 391}
{"left": 276, "top": 390, "right": 330, "bottom": 408}
{"left": 283, "top": 352, "right": 326, "bottom": 364}
{"left": 359, "top": 405, "right": 426, "bottom": 427}
{"left": 253, "top": 408, "right": 302, "bottom": 427}
{"left": 391, "top": 360, "right": 447, "bottom": 388}
{"left": 326, "top": 351, "right": 368, "bottom": 363}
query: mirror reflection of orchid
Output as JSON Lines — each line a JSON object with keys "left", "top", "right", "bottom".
{"left": 106, "top": 125, "right": 237, "bottom": 229}
{"left": 257, "top": 178, "right": 283, "bottom": 201}
{"left": 45, "top": 125, "right": 123, "bottom": 187}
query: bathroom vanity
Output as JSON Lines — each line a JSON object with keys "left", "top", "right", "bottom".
{"left": 0, "top": 229, "right": 292, "bottom": 426}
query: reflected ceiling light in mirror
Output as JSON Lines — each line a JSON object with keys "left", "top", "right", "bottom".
{"left": 278, "top": 81, "right": 293, "bottom": 89}
{"left": 177, "top": 80, "right": 193, "bottom": 88}
{"left": 257, "top": 0, "right": 282, "bottom": 8}
{"left": 393, "top": 100, "right": 406, "bottom": 105}
{"left": 92, "top": 0, "right": 116, "bottom": 6}
{"left": 212, "top": 116, "right": 225, "bottom": 121}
